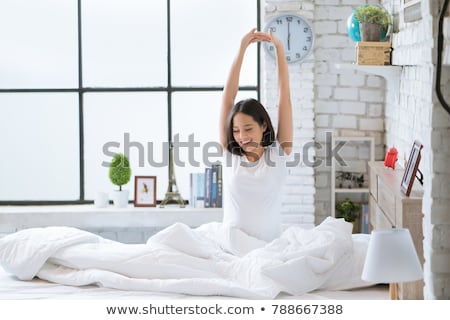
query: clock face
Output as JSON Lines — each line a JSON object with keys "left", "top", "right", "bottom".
{"left": 264, "top": 14, "right": 314, "bottom": 63}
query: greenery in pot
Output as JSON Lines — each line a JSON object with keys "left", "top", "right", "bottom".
{"left": 354, "top": 5, "right": 391, "bottom": 31}
{"left": 335, "top": 198, "right": 361, "bottom": 222}
{"left": 109, "top": 153, "right": 131, "bottom": 191}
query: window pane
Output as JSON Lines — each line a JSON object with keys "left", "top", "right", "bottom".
{"left": 0, "top": 93, "right": 80, "bottom": 200}
{"left": 171, "top": 0, "right": 258, "bottom": 86}
{"left": 84, "top": 92, "right": 168, "bottom": 201}
{"left": 171, "top": 91, "right": 257, "bottom": 200}
{"left": 82, "top": 0, "right": 167, "bottom": 87}
{"left": 0, "top": 0, "right": 78, "bottom": 89}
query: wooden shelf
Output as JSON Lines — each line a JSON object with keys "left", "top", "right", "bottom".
{"left": 335, "top": 188, "right": 369, "bottom": 193}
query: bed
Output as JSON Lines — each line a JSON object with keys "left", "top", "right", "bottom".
{"left": 0, "top": 217, "right": 388, "bottom": 300}
{"left": 0, "top": 268, "right": 388, "bottom": 299}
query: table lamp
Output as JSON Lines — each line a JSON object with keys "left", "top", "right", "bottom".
{"left": 361, "top": 228, "right": 423, "bottom": 299}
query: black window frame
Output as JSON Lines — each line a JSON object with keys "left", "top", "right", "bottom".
{"left": 0, "top": 0, "right": 262, "bottom": 205}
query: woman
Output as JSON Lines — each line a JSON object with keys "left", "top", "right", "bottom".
{"left": 219, "top": 28, "right": 293, "bottom": 246}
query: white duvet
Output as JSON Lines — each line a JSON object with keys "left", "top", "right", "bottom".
{"left": 0, "top": 217, "right": 373, "bottom": 299}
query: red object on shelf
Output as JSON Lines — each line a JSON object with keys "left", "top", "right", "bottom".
{"left": 384, "top": 147, "right": 398, "bottom": 169}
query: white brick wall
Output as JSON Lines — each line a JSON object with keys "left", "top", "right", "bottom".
{"left": 263, "top": 1, "right": 316, "bottom": 227}
{"left": 266, "top": 0, "right": 450, "bottom": 299}
{"left": 389, "top": 0, "right": 450, "bottom": 299}
{"left": 311, "top": 0, "right": 386, "bottom": 222}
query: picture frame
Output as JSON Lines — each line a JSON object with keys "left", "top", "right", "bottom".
{"left": 400, "top": 140, "right": 423, "bottom": 196}
{"left": 134, "top": 176, "right": 157, "bottom": 207}
{"left": 403, "top": 0, "right": 422, "bottom": 22}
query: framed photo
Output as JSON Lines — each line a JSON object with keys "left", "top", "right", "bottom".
{"left": 134, "top": 176, "right": 156, "bottom": 207}
{"left": 401, "top": 140, "right": 423, "bottom": 196}
{"left": 403, "top": 0, "right": 422, "bottom": 22}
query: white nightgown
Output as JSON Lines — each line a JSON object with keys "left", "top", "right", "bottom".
{"left": 222, "top": 143, "right": 289, "bottom": 242}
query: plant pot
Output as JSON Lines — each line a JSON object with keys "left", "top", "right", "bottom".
{"left": 359, "top": 22, "right": 383, "bottom": 41}
{"left": 112, "top": 190, "right": 129, "bottom": 208}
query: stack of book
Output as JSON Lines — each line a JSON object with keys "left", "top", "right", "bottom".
{"left": 360, "top": 203, "right": 369, "bottom": 234}
{"left": 189, "top": 162, "right": 222, "bottom": 208}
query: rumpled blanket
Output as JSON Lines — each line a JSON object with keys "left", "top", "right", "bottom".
{"left": 0, "top": 217, "right": 372, "bottom": 299}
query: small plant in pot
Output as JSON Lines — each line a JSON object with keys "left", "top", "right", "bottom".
{"left": 109, "top": 153, "right": 132, "bottom": 208}
{"left": 354, "top": 5, "right": 391, "bottom": 41}
{"left": 335, "top": 198, "right": 361, "bottom": 231}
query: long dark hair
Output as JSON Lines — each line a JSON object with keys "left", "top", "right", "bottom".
{"left": 226, "top": 98, "right": 275, "bottom": 156}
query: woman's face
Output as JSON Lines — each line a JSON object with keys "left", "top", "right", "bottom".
{"left": 232, "top": 112, "right": 267, "bottom": 156}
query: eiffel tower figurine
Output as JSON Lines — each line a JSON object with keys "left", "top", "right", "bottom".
{"left": 159, "top": 142, "right": 185, "bottom": 208}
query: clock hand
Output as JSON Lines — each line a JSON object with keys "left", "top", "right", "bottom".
{"left": 287, "top": 22, "right": 291, "bottom": 51}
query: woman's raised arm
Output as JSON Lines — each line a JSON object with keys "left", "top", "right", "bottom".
{"left": 219, "top": 29, "right": 270, "bottom": 151}
{"left": 270, "top": 29, "right": 293, "bottom": 155}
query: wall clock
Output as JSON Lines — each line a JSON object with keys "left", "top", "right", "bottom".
{"left": 263, "top": 14, "right": 314, "bottom": 63}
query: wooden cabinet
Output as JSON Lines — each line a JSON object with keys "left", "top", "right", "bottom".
{"left": 368, "top": 161, "right": 424, "bottom": 299}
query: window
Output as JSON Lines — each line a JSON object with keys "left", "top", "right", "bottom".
{"left": 0, "top": 0, "right": 260, "bottom": 203}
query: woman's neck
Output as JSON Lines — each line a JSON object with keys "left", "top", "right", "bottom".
{"left": 245, "top": 146, "right": 265, "bottom": 162}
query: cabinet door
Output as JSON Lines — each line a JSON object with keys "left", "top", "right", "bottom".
{"left": 377, "top": 178, "right": 396, "bottom": 225}
{"left": 369, "top": 195, "right": 393, "bottom": 229}
{"left": 369, "top": 167, "right": 378, "bottom": 200}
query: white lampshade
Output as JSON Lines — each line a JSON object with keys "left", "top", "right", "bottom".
{"left": 362, "top": 228, "right": 423, "bottom": 283}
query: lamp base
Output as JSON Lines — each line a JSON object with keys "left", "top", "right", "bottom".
{"left": 389, "top": 282, "right": 398, "bottom": 300}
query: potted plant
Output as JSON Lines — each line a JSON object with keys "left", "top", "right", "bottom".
{"left": 335, "top": 198, "right": 361, "bottom": 231}
{"left": 109, "top": 153, "right": 132, "bottom": 208}
{"left": 354, "top": 5, "right": 391, "bottom": 41}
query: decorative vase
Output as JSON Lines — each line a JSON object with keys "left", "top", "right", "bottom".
{"left": 94, "top": 191, "right": 109, "bottom": 208}
{"left": 359, "top": 22, "right": 383, "bottom": 41}
{"left": 112, "top": 190, "right": 129, "bottom": 208}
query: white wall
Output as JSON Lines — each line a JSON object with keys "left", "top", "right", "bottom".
{"left": 263, "top": 0, "right": 316, "bottom": 227}
{"left": 389, "top": 0, "right": 450, "bottom": 300}
{"left": 264, "top": 0, "right": 450, "bottom": 299}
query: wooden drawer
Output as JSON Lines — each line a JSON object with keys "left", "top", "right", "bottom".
{"left": 369, "top": 195, "right": 393, "bottom": 229}
{"left": 377, "top": 177, "right": 396, "bottom": 225}
{"left": 368, "top": 161, "right": 424, "bottom": 299}
{"left": 369, "top": 167, "right": 378, "bottom": 200}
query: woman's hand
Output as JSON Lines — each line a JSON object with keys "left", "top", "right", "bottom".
{"left": 240, "top": 28, "right": 271, "bottom": 51}
{"left": 267, "top": 28, "right": 284, "bottom": 50}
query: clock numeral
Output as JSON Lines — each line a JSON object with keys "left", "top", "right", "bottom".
{"left": 270, "top": 26, "right": 277, "bottom": 32}
{"left": 303, "top": 27, "right": 309, "bottom": 33}
{"left": 286, "top": 55, "right": 291, "bottom": 62}
{"left": 296, "top": 53, "right": 301, "bottom": 59}
{"left": 303, "top": 46, "right": 308, "bottom": 51}
{"left": 297, "top": 19, "right": 301, "bottom": 25}
{"left": 306, "top": 36, "right": 312, "bottom": 42}
{"left": 276, "top": 19, "right": 283, "bottom": 25}
{"left": 268, "top": 45, "right": 274, "bottom": 51}
{"left": 286, "top": 16, "right": 293, "bottom": 22}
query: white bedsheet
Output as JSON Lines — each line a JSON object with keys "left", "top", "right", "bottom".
{"left": 0, "top": 217, "right": 374, "bottom": 299}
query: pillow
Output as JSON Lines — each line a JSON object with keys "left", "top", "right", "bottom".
{"left": 322, "top": 233, "right": 376, "bottom": 290}
{"left": 261, "top": 233, "right": 376, "bottom": 295}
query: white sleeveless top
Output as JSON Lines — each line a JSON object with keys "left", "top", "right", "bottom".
{"left": 222, "top": 143, "right": 289, "bottom": 242}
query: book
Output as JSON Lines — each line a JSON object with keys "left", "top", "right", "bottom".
{"left": 360, "top": 203, "right": 369, "bottom": 234}
{"left": 204, "top": 167, "right": 212, "bottom": 208}
{"left": 189, "top": 172, "right": 205, "bottom": 208}
{"left": 211, "top": 162, "right": 222, "bottom": 208}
